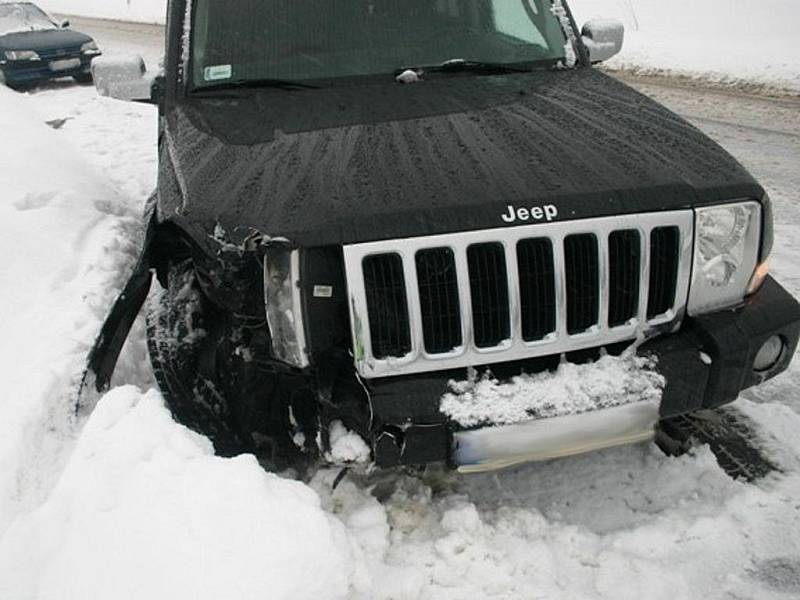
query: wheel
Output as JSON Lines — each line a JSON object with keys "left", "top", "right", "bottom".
{"left": 146, "top": 259, "right": 311, "bottom": 466}
{"left": 146, "top": 259, "right": 249, "bottom": 456}
{"left": 73, "top": 72, "right": 93, "bottom": 85}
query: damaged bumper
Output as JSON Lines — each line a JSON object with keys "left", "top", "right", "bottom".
{"left": 367, "top": 276, "right": 800, "bottom": 471}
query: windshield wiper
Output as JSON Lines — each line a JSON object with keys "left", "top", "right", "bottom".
{"left": 396, "top": 58, "right": 532, "bottom": 78}
{"left": 192, "top": 78, "right": 321, "bottom": 94}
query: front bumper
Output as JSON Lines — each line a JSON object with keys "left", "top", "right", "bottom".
{"left": 367, "top": 276, "right": 800, "bottom": 471}
{"left": 1, "top": 55, "right": 95, "bottom": 85}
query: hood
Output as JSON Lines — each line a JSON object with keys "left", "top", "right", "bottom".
{"left": 159, "top": 68, "right": 763, "bottom": 250}
{"left": 0, "top": 28, "right": 91, "bottom": 51}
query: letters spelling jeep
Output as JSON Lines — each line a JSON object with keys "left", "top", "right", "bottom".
{"left": 501, "top": 204, "right": 559, "bottom": 223}
{"left": 85, "top": 0, "right": 800, "bottom": 472}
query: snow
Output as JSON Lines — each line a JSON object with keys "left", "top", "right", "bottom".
{"left": 0, "top": 387, "right": 352, "bottom": 600}
{"left": 570, "top": 0, "right": 800, "bottom": 92}
{"left": 0, "top": 3, "right": 56, "bottom": 35}
{"left": 551, "top": 0, "right": 578, "bottom": 68}
{"left": 37, "top": 0, "right": 166, "bottom": 25}
{"left": 441, "top": 351, "right": 665, "bottom": 427}
{"left": 0, "top": 84, "right": 146, "bottom": 536}
{"left": 327, "top": 421, "right": 372, "bottom": 464}
{"left": 2, "top": 16, "right": 800, "bottom": 600}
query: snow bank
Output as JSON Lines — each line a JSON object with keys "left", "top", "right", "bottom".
{"left": 38, "top": 0, "right": 166, "bottom": 24}
{"left": 0, "top": 85, "right": 144, "bottom": 535}
{"left": 571, "top": 0, "right": 800, "bottom": 91}
{"left": 0, "top": 387, "right": 352, "bottom": 600}
{"left": 441, "top": 352, "right": 664, "bottom": 427}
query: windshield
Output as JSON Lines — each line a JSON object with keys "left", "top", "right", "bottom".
{"left": 190, "top": 0, "right": 571, "bottom": 88}
{"left": 0, "top": 3, "right": 56, "bottom": 36}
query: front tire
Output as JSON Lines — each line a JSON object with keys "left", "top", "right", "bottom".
{"left": 146, "top": 260, "right": 248, "bottom": 456}
{"left": 73, "top": 72, "right": 93, "bottom": 85}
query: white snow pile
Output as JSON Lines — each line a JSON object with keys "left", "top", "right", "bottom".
{"left": 571, "top": 0, "right": 800, "bottom": 92}
{"left": 0, "top": 387, "right": 353, "bottom": 600}
{"left": 0, "top": 85, "right": 144, "bottom": 536}
{"left": 441, "top": 351, "right": 665, "bottom": 427}
{"left": 326, "top": 420, "right": 372, "bottom": 464}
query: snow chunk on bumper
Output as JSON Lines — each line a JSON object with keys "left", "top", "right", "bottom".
{"left": 441, "top": 353, "right": 665, "bottom": 428}
{"left": 326, "top": 420, "right": 371, "bottom": 464}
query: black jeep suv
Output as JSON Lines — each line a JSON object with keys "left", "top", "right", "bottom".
{"left": 85, "top": 0, "right": 800, "bottom": 472}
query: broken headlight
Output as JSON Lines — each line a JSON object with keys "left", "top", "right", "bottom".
{"left": 264, "top": 244, "right": 309, "bottom": 368}
{"left": 688, "top": 201, "right": 761, "bottom": 315}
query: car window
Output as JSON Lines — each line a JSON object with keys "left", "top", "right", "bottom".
{"left": 0, "top": 2, "right": 56, "bottom": 35}
{"left": 190, "top": 0, "right": 570, "bottom": 88}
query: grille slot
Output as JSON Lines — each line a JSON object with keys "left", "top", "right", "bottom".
{"left": 608, "top": 230, "right": 641, "bottom": 327}
{"left": 416, "top": 248, "right": 462, "bottom": 354}
{"left": 564, "top": 234, "right": 599, "bottom": 335}
{"left": 467, "top": 243, "right": 510, "bottom": 348}
{"left": 362, "top": 254, "right": 411, "bottom": 359}
{"left": 648, "top": 227, "right": 680, "bottom": 318}
{"left": 517, "top": 238, "right": 556, "bottom": 341}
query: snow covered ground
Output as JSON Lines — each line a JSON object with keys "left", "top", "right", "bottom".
{"left": 39, "top": 0, "right": 165, "bottom": 25}
{"left": 2, "top": 17, "right": 800, "bottom": 600}
{"left": 571, "top": 0, "right": 800, "bottom": 92}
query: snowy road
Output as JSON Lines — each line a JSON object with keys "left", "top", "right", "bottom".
{"left": 2, "top": 16, "right": 800, "bottom": 600}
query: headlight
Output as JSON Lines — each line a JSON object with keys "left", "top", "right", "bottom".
{"left": 688, "top": 201, "right": 761, "bottom": 315}
{"left": 81, "top": 41, "right": 100, "bottom": 55}
{"left": 264, "top": 244, "right": 309, "bottom": 368}
{"left": 4, "top": 50, "right": 39, "bottom": 61}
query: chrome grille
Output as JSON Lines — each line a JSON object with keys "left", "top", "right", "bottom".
{"left": 344, "top": 211, "right": 694, "bottom": 378}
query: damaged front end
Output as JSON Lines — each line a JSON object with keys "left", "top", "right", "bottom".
{"left": 82, "top": 199, "right": 800, "bottom": 474}
{"left": 80, "top": 213, "right": 373, "bottom": 465}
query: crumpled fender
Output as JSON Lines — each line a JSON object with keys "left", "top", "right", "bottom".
{"left": 82, "top": 208, "right": 158, "bottom": 394}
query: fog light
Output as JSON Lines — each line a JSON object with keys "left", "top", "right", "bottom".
{"left": 753, "top": 335, "right": 784, "bottom": 372}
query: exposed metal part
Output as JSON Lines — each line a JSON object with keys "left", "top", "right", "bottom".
{"left": 344, "top": 211, "right": 694, "bottom": 378}
{"left": 453, "top": 398, "right": 660, "bottom": 473}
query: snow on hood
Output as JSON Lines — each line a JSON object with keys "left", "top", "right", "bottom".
{"left": 441, "top": 351, "right": 665, "bottom": 428}
{"left": 0, "top": 4, "right": 55, "bottom": 36}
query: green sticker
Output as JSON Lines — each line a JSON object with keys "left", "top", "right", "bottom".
{"left": 204, "top": 64, "right": 232, "bottom": 81}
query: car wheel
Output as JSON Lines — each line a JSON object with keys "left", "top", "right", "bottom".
{"left": 146, "top": 259, "right": 250, "bottom": 456}
{"left": 73, "top": 73, "right": 93, "bottom": 85}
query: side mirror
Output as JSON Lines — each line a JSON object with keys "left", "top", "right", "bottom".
{"left": 92, "top": 55, "right": 155, "bottom": 103}
{"left": 60, "top": 19, "right": 70, "bottom": 28}
{"left": 581, "top": 18, "right": 624, "bottom": 64}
